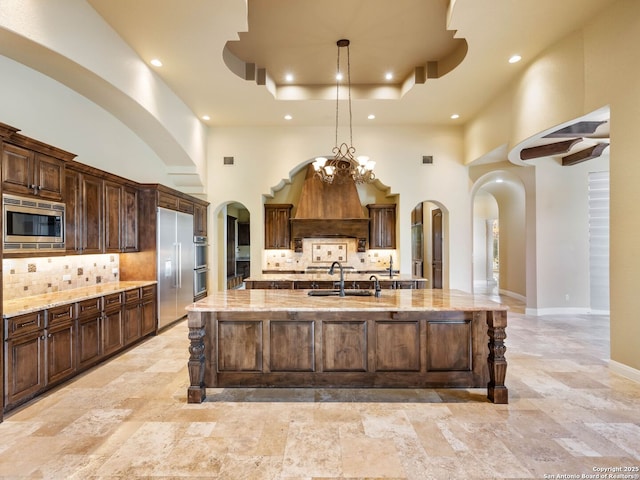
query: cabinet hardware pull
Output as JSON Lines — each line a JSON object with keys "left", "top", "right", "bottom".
{"left": 18, "top": 320, "right": 37, "bottom": 329}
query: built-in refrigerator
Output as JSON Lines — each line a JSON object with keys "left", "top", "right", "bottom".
{"left": 157, "top": 207, "right": 195, "bottom": 329}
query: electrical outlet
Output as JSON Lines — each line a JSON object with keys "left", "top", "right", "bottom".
{"left": 565, "top": 294, "right": 570, "bottom": 301}
{"left": 62, "top": 274, "right": 71, "bottom": 281}
{"left": 112, "top": 268, "right": 119, "bottom": 274}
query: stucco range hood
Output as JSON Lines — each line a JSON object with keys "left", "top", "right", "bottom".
{"left": 291, "top": 165, "right": 369, "bottom": 247}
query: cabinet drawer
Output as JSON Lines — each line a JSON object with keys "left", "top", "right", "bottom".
{"left": 76, "top": 297, "right": 102, "bottom": 318}
{"left": 6, "top": 311, "right": 44, "bottom": 339}
{"left": 124, "top": 288, "right": 141, "bottom": 304}
{"left": 141, "top": 285, "right": 156, "bottom": 299}
{"left": 47, "top": 304, "right": 74, "bottom": 326}
{"left": 104, "top": 293, "right": 123, "bottom": 310}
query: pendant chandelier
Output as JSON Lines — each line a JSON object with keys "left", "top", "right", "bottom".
{"left": 313, "top": 39, "right": 376, "bottom": 184}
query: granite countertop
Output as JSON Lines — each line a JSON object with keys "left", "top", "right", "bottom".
{"left": 3, "top": 281, "right": 157, "bottom": 318}
{"left": 187, "top": 289, "right": 506, "bottom": 313}
{"left": 246, "top": 273, "right": 423, "bottom": 282}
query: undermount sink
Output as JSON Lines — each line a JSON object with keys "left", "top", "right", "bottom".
{"left": 307, "top": 289, "right": 374, "bottom": 297}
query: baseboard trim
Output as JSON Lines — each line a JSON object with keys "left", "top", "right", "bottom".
{"left": 609, "top": 360, "right": 640, "bottom": 383}
{"left": 498, "top": 289, "right": 526, "bottom": 302}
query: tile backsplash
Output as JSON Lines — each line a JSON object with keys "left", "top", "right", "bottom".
{"left": 263, "top": 238, "right": 396, "bottom": 272}
{"left": 3, "top": 254, "right": 120, "bottom": 299}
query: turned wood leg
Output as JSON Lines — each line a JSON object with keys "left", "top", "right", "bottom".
{"left": 487, "top": 310, "right": 508, "bottom": 404}
{"left": 187, "top": 313, "right": 206, "bottom": 403}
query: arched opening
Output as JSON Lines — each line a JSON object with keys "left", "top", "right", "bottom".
{"left": 214, "top": 201, "right": 251, "bottom": 291}
{"left": 410, "top": 201, "right": 449, "bottom": 289}
{"left": 471, "top": 172, "right": 526, "bottom": 301}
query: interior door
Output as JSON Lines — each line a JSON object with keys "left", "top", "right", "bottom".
{"left": 432, "top": 208, "right": 443, "bottom": 289}
{"left": 227, "top": 215, "right": 236, "bottom": 277}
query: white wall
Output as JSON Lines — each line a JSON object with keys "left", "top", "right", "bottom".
{"left": 0, "top": 55, "right": 174, "bottom": 186}
{"left": 206, "top": 124, "right": 472, "bottom": 291}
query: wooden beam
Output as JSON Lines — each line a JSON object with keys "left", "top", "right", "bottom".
{"left": 520, "top": 138, "right": 582, "bottom": 160}
{"left": 562, "top": 143, "right": 609, "bottom": 166}
{"left": 544, "top": 121, "right": 607, "bottom": 138}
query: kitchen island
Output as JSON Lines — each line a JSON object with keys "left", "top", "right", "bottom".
{"left": 245, "top": 272, "right": 427, "bottom": 289}
{"left": 186, "top": 288, "right": 508, "bottom": 404}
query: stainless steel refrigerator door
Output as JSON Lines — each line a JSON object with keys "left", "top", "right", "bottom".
{"left": 176, "top": 211, "right": 195, "bottom": 317}
{"left": 157, "top": 207, "right": 178, "bottom": 329}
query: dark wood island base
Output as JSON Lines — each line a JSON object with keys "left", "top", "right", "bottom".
{"left": 186, "top": 289, "right": 508, "bottom": 404}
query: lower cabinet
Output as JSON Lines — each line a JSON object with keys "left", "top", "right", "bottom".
{"left": 3, "top": 285, "right": 157, "bottom": 413}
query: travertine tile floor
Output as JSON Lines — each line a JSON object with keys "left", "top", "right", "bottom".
{"left": 1, "top": 295, "right": 639, "bottom": 479}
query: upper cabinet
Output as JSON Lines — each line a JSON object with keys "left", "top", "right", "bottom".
{"left": 368, "top": 204, "right": 396, "bottom": 249}
{"left": 193, "top": 202, "right": 208, "bottom": 237}
{"left": 105, "top": 181, "right": 139, "bottom": 253}
{"left": 265, "top": 204, "right": 292, "bottom": 249}
{"left": 2, "top": 138, "right": 73, "bottom": 201}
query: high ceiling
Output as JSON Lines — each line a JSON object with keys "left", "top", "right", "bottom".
{"left": 86, "top": 0, "right": 615, "bottom": 128}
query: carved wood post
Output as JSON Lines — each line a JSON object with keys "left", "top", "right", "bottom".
{"left": 187, "top": 311, "right": 206, "bottom": 403}
{"left": 486, "top": 310, "right": 508, "bottom": 404}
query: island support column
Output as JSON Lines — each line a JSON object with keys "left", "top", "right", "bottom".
{"left": 187, "top": 311, "right": 207, "bottom": 403}
{"left": 486, "top": 310, "right": 508, "bottom": 404}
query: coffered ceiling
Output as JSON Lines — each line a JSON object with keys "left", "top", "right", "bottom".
{"left": 87, "top": 0, "right": 615, "bottom": 130}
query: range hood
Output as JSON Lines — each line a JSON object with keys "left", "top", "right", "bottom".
{"left": 290, "top": 165, "right": 369, "bottom": 246}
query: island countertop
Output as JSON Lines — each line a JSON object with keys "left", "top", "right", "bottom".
{"left": 187, "top": 288, "right": 507, "bottom": 313}
{"left": 3, "top": 281, "right": 157, "bottom": 318}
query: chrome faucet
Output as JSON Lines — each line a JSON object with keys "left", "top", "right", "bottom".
{"left": 369, "top": 275, "right": 381, "bottom": 297}
{"left": 329, "top": 261, "right": 345, "bottom": 297}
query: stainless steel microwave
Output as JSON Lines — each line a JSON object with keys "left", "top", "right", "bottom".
{"left": 3, "top": 193, "right": 65, "bottom": 252}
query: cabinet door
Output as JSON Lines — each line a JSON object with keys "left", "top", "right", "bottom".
{"left": 46, "top": 320, "right": 76, "bottom": 385}
{"left": 78, "top": 315, "right": 102, "bottom": 370}
{"left": 103, "top": 307, "right": 124, "bottom": 356}
{"left": 5, "top": 330, "right": 45, "bottom": 408}
{"left": 121, "top": 186, "right": 139, "bottom": 252}
{"left": 141, "top": 286, "right": 157, "bottom": 336}
{"left": 33, "top": 153, "right": 64, "bottom": 200}
{"left": 265, "top": 205, "right": 291, "bottom": 249}
{"left": 368, "top": 205, "right": 396, "bottom": 249}
{"left": 194, "top": 203, "right": 207, "bottom": 236}
{"left": 81, "top": 173, "right": 104, "bottom": 254}
{"left": 104, "top": 181, "right": 122, "bottom": 253}
{"left": 1, "top": 143, "right": 35, "bottom": 196}
{"left": 123, "top": 302, "right": 141, "bottom": 345}
{"left": 65, "top": 169, "right": 82, "bottom": 253}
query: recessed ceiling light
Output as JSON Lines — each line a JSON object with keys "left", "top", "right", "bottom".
{"left": 450, "top": 114, "right": 460, "bottom": 119}
{"left": 202, "top": 115, "right": 210, "bottom": 121}
{"left": 368, "top": 114, "right": 376, "bottom": 120}
{"left": 336, "top": 73, "right": 343, "bottom": 81}
{"left": 496, "top": 178, "right": 504, "bottom": 183}
{"left": 284, "top": 114, "right": 292, "bottom": 120}
{"left": 285, "top": 73, "right": 294, "bottom": 82}
{"left": 150, "top": 58, "right": 163, "bottom": 67}
{"left": 385, "top": 72, "right": 393, "bottom": 81}
{"left": 509, "top": 55, "right": 522, "bottom": 64}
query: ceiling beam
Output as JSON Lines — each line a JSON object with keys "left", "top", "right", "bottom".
{"left": 544, "top": 121, "right": 607, "bottom": 138}
{"left": 562, "top": 143, "right": 609, "bottom": 166}
{"left": 520, "top": 138, "right": 583, "bottom": 160}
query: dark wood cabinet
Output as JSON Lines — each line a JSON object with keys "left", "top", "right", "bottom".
{"left": 76, "top": 297, "right": 103, "bottom": 370}
{"left": 265, "top": 204, "right": 292, "bottom": 249}
{"left": 140, "top": 285, "right": 157, "bottom": 336}
{"left": 237, "top": 222, "right": 250, "bottom": 245}
{"left": 46, "top": 304, "right": 76, "bottom": 386}
{"left": 103, "top": 293, "right": 124, "bottom": 356}
{"left": 105, "top": 181, "right": 139, "bottom": 253}
{"left": 368, "top": 204, "right": 396, "bottom": 249}
{"left": 194, "top": 202, "right": 207, "bottom": 237}
{"left": 1, "top": 143, "right": 66, "bottom": 201}
{"left": 4, "top": 311, "right": 46, "bottom": 409}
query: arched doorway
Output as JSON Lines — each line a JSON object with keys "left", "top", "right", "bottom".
{"left": 214, "top": 201, "right": 251, "bottom": 291}
{"left": 411, "top": 201, "right": 449, "bottom": 289}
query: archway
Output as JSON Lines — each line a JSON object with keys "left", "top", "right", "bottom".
{"left": 410, "top": 201, "right": 449, "bottom": 289}
{"left": 213, "top": 201, "right": 251, "bottom": 291}
{"left": 471, "top": 171, "right": 526, "bottom": 301}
